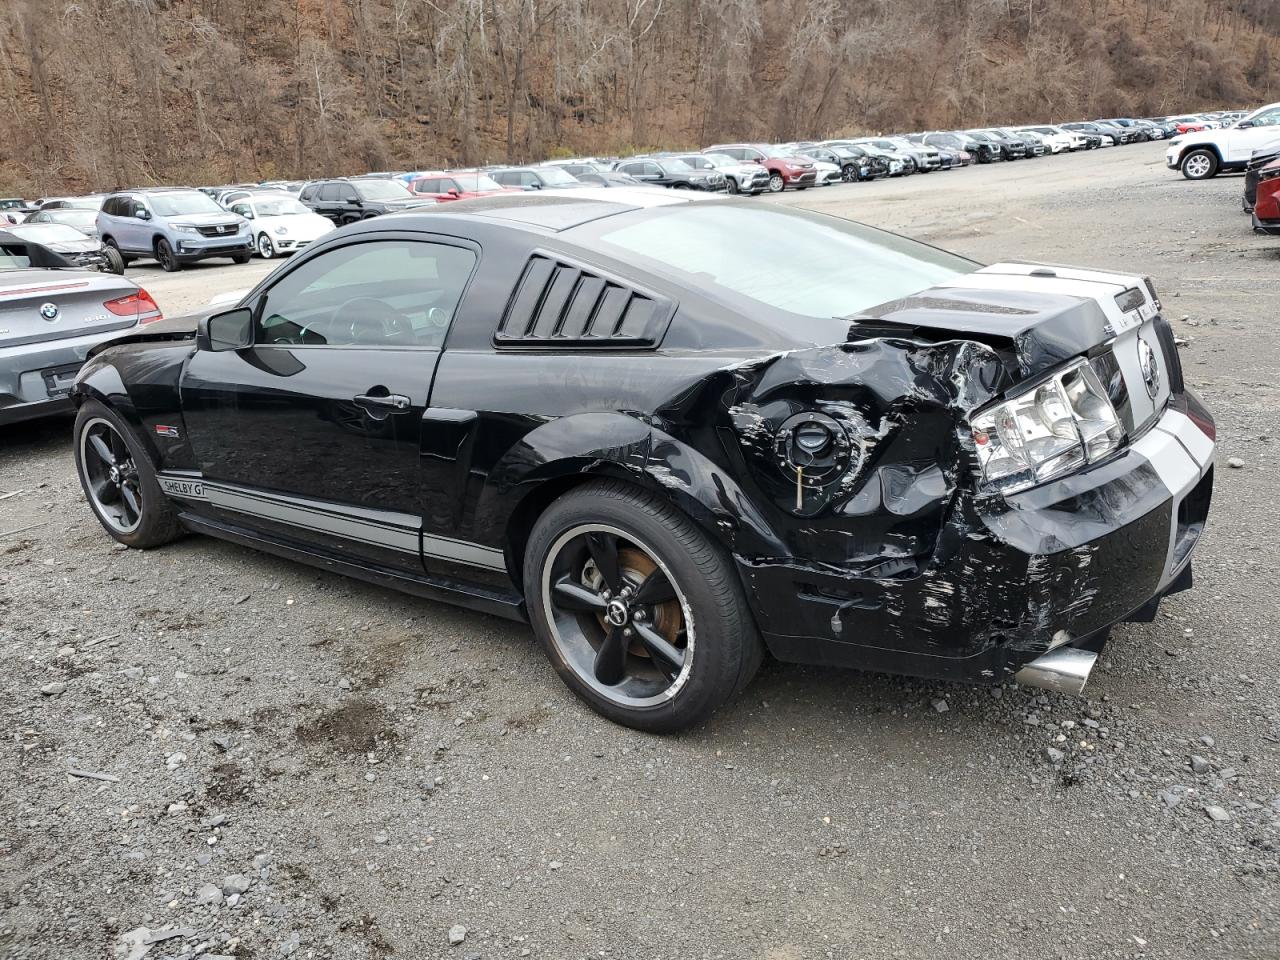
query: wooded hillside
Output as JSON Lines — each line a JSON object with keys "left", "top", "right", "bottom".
{"left": 2, "top": 0, "right": 1277, "bottom": 194}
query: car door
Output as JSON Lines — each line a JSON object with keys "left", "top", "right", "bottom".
{"left": 315, "top": 183, "right": 344, "bottom": 223}
{"left": 179, "top": 234, "right": 480, "bottom": 573}
{"left": 118, "top": 195, "right": 151, "bottom": 254}
{"left": 1226, "top": 106, "right": 1280, "bottom": 162}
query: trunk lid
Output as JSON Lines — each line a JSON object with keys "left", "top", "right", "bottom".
{"left": 0, "top": 268, "right": 147, "bottom": 348}
{"left": 856, "top": 261, "right": 1178, "bottom": 436}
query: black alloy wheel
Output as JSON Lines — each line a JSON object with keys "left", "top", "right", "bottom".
{"left": 841, "top": 164, "right": 857, "bottom": 183}
{"left": 525, "top": 482, "right": 763, "bottom": 732}
{"left": 74, "top": 400, "right": 183, "bottom": 548}
{"left": 155, "top": 238, "right": 179, "bottom": 272}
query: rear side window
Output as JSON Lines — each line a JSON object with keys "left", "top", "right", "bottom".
{"left": 495, "top": 253, "right": 675, "bottom": 349}
{"left": 319, "top": 183, "right": 344, "bottom": 202}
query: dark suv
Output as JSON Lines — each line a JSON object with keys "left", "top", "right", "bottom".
{"left": 613, "top": 157, "right": 727, "bottom": 191}
{"left": 300, "top": 178, "right": 435, "bottom": 225}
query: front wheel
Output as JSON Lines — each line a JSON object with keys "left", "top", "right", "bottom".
{"left": 724, "top": 177, "right": 739, "bottom": 195}
{"left": 74, "top": 400, "right": 183, "bottom": 549}
{"left": 1181, "top": 149, "right": 1219, "bottom": 180}
{"left": 232, "top": 252, "right": 251, "bottom": 264}
{"left": 155, "top": 238, "right": 180, "bottom": 272}
{"left": 102, "top": 244, "right": 125, "bottom": 274}
{"left": 257, "top": 234, "right": 276, "bottom": 259}
{"left": 524, "top": 481, "right": 763, "bottom": 733}
{"left": 767, "top": 172, "right": 785, "bottom": 193}
{"left": 841, "top": 164, "right": 857, "bottom": 182}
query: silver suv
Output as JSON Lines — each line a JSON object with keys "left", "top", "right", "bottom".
{"left": 97, "top": 189, "right": 252, "bottom": 272}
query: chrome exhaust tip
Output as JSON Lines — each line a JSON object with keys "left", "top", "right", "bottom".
{"left": 1014, "top": 647, "right": 1098, "bottom": 696}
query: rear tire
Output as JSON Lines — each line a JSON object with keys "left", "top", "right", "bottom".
{"left": 74, "top": 400, "right": 183, "bottom": 549}
{"left": 1181, "top": 148, "right": 1219, "bottom": 181}
{"left": 524, "top": 481, "right": 764, "bottom": 733}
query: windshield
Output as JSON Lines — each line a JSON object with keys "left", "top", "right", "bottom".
{"left": 11, "top": 223, "right": 87, "bottom": 243}
{"left": 254, "top": 197, "right": 311, "bottom": 216}
{"left": 148, "top": 192, "right": 224, "bottom": 216}
{"left": 703, "top": 153, "right": 736, "bottom": 167}
{"left": 760, "top": 145, "right": 796, "bottom": 159}
{"left": 967, "top": 131, "right": 995, "bottom": 142}
{"left": 47, "top": 209, "right": 98, "bottom": 228}
{"left": 583, "top": 204, "right": 975, "bottom": 323}
{"left": 537, "top": 166, "right": 583, "bottom": 186}
{"left": 353, "top": 179, "right": 413, "bottom": 200}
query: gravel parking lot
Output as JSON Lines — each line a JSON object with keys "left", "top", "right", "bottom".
{"left": 2, "top": 142, "right": 1277, "bottom": 960}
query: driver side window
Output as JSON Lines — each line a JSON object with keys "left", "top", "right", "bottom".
{"left": 254, "top": 240, "right": 478, "bottom": 349}
{"left": 1250, "top": 108, "right": 1280, "bottom": 127}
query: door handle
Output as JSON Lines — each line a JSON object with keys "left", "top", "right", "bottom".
{"left": 354, "top": 393, "right": 411, "bottom": 411}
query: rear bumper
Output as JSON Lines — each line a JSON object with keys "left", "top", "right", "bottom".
{"left": 737, "top": 393, "right": 1215, "bottom": 684}
{"left": 1252, "top": 212, "right": 1280, "bottom": 235}
{"left": 0, "top": 323, "right": 139, "bottom": 424}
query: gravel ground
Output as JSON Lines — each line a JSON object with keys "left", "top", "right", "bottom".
{"left": 2, "top": 143, "right": 1278, "bottom": 960}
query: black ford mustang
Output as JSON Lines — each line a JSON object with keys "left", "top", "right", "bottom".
{"left": 71, "top": 191, "right": 1215, "bottom": 732}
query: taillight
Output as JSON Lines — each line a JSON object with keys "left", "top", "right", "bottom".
{"left": 104, "top": 288, "right": 164, "bottom": 324}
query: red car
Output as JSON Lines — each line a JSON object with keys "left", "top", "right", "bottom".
{"left": 702, "top": 143, "right": 817, "bottom": 193}
{"left": 1252, "top": 158, "right": 1280, "bottom": 235}
{"left": 1170, "top": 116, "right": 1210, "bottom": 134}
{"left": 406, "top": 171, "right": 516, "bottom": 202}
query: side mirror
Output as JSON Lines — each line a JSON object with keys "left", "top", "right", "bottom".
{"left": 198, "top": 307, "right": 253, "bottom": 352}
{"left": 1236, "top": 120, "right": 1254, "bottom": 129}
{"left": 528, "top": 182, "right": 542, "bottom": 190}
{"left": 447, "top": 188, "right": 460, "bottom": 197}
{"left": 135, "top": 207, "right": 151, "bottom": 220}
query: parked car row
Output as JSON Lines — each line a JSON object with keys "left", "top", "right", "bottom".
{"left": 0, "top": 106, "right": 1246, "bottom": 275}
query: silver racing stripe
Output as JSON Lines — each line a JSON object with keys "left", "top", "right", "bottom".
{"left": 155, "top": 474, "right": 506, "bottom": 571}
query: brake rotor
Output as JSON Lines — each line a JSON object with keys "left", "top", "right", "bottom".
{"left": 583, "top": 547, "right": 684, "bottom": 657}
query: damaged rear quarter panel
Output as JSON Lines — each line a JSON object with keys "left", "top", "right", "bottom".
{"left": 651, "top": 335, "right": 1144, "bottom": 675}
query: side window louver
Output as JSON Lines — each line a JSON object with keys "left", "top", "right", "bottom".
{"left": 495, "top": 253, "right": 674, "bottom": 349}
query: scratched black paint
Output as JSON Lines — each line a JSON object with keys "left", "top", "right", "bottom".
{"left": 74, "top": 197, "right": 1212, "bottom": 685}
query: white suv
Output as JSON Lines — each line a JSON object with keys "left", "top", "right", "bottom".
{"left": 1166, "top": 102, "right": 1280, "bottom": 179}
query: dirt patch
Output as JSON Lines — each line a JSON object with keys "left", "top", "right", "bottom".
{"left": 294, "top": 698, "right": 399, "bottom": 754}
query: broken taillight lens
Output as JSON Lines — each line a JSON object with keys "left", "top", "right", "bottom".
{"left": 970, "top": 359, "right": 1125, "bottom": 494}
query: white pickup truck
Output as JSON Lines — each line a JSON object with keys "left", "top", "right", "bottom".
{"left": 1166, "top": 102, "right": 1280, "bottom": 179}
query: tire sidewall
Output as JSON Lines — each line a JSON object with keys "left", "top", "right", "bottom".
{"left": 523, "top": 483, "right": 753, "bottom": 733}
{"left": 1182, "top": 149, "right": 1218, "bottom": 180}
{"left": 257, "top": 234, "right": 275, "bottom": 259}
{"left": 74, "top": 400, "right": 181, "bottom": 549}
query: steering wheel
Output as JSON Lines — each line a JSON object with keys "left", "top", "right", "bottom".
{"left": 335, "top": 297, "right": 415, "bottom": 344}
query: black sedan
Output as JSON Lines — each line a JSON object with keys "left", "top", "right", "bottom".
{"left": 71, "top": 191, "right": 1215, "bottom": 731}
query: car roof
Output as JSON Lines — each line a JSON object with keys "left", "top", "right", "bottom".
{"left": 353, "top": 188, "right": 693, "bottom": 233}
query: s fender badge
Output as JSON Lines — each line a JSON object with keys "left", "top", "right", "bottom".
{"left": 158, "top": 477, "right": 205, "bottom": 499}
{"left": 154, "top": 424, "right": 180, "bottom": 438}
